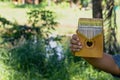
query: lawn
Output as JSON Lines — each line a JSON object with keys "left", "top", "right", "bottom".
{"left": 0, "top": 5, "right": 120, "bottom": 37}
{"left": 0, "top": 3, "right": 120, "bottom": 50}
{"left": 0, "top": 2, "right": 120, "bottom": 80}
{"left": 0, "top": 4, "right": 92, "bottom": 35}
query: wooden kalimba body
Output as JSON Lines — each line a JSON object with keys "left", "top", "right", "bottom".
{"left": 74, "top": 18, "right": 103, "bottom": 58}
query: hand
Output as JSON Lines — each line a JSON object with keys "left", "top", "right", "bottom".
{"left": 70, "top": 34, "right": 82, "bottom": 52}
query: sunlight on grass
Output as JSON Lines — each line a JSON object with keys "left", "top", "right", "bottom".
{"left": 0, "top": 2, "right": 14, "bottom": 8}
{"left": 116, "top": 9, "right": 120, "bottom": 45}
{"left": 0, "top": 2, "right": 120, "bottom": 80}
{"left": 0, "top": 6, "right": 119, "bottom": 39}
{"left": 0, "top": 8, "right": 28, "bottom": 25}
{"left": 0, "top": 7, "right": 92, "bottom": 35}
{"left": 0, "top": 2, "right": 119, "bottom": 39}
{"left": 55, "top": 8, "right": 92, "bottom": 27}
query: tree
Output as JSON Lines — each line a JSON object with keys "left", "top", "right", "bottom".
{"left": 92, "top": 0, "right": 102, "bottom": 18}
{"left": 104, "top": 0, "right": 119, "bottom": 54}
{"left": 92, "top": 0, "right": 119, "bottom": 54}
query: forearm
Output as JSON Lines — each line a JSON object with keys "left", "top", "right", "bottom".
{"left": 83, "top": 53, "right": 120, "bottom": 75}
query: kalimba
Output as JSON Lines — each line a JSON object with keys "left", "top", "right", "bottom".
{"left": 74, "top": 18, "right": 103, "bottom": 58}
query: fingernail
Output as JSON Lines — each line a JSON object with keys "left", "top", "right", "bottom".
{"left": 77, "top": 49, "right": 80, "bottom": 51}
{"left": 79, "top": 46, "right": 82, "bottom": 48}
{"left": 77, "top": 38, "right": 79, "bottom": 40}
{"left": 78, "top": 43, "right": 81, "bottom": 45}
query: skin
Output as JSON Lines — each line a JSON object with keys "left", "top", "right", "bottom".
{"left": 70, "top": 34, "right": 120, "bottom": 75}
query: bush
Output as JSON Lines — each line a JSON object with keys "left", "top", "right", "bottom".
{"left": 0, "top": 8, "right": 118, "bottom": 80}
{"left": 0, "top": 8, "right": 68, "bottom": 80}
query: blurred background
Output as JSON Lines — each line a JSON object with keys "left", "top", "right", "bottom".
{"left": 0, "top": 0, "right": 120, "bottom": 80}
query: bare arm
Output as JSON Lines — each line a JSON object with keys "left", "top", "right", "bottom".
{"left": 84, "top": 53, "right": 120, "bottom": 75}
{"left": 70, "top": 34, "right": 120, "bottom": 75}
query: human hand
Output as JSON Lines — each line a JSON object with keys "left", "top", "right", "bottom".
{"left": 70, "top": 34, "right": 82, "bottom": 52}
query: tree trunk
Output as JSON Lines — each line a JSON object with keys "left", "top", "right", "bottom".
{"left": 92, "top": 0, "right": 119, "bottom": 54}
{"left": 48, "top": 0, "right": 51, "bottom": 6}
{"left": 92, "top": 0, "right": 103, "bottom": 18}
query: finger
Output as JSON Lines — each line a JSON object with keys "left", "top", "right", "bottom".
{"left": 70, "top": 39, "right": 78, "bottom": 44}
{"left": 70, "top": 38, "right": 82, "bottom": 45}
{"left": 70, "top": 39, "right": 82, "bottom": 49}
{"left": 70, "top": 45, "right": 82, "bottom": 52}
{"left": 71, "top": 48, "right": 81, "bottom": 52}
{"left": 72, "top": 34, "right": 79, "bottom": 41}
{"left": 70, "top": 44, "right": 82, "bottom": 49}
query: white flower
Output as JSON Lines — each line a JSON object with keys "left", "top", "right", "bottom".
{"left": 49, "top": 40, "right": 57, "bottom": 48}
{"left": 56, "top": 46, "right": 62, "bottom": 53}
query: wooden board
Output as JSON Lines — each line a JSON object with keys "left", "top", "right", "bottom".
{"left": 74, "top": 18, "right": 103, "bottom": 58}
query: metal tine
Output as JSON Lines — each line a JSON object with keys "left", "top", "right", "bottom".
{"left": 78, "top": 25, "right": 102, "bottom": 38}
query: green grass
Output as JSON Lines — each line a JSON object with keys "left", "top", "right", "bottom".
{"left": 0, "top": 2, "right": 120, "bottom": 80}
{"left": 0, "top": 4, "right": 119, "bottom": 36}
{"left": 0, "top": 8, "right": 27, "bottom": 25}
{"left": 0, "top": 6, "right": 92, "bottom": 35}
{"left": 0, "top": 2, "right": 14, "bottom": 8}
{"left": 116, "top": 9, "right": 120, "bottom": 42}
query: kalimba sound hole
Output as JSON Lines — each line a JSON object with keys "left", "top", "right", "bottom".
{"left": 86, "top": 41, "right": 93, "bottom": 47}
